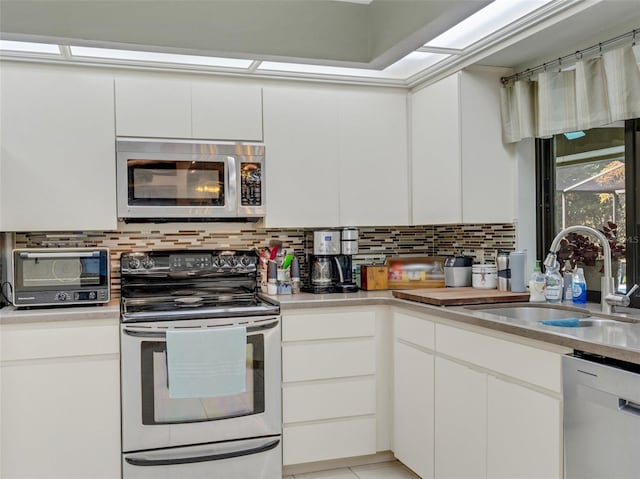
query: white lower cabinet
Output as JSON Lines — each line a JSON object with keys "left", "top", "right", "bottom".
{"left": 435, "top": 356, "right": 487, "bottom": 479}
{"left": 0, "top": 318, "right": 121, "bottom": 479}
{"left": 391, "top": 310, "right": 568, "bottom": 479}
{"left": 487, "top": 376, "right": 561, "bottom": 479}
{"left": 394, "top": 341, "right": 434, "bottom": 479}
{"left": 281, "top": 308, "right": 379, "bottom": 466}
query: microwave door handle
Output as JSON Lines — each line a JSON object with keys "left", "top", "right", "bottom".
{"left": 227, "top": 155, "right": 237, "bottom": 213}
{"left": 124, "top": 438, "right": 280, "bottom": 467}
{"left": 19, "top": 251, "right": 101, "bottom": 259}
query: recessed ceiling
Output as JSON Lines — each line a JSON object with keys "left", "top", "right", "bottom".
{"left": 0, "top": 0, "right": 638, "bottom": 88}
{"left": 0, "top": 0, "right": 490, "bottom": 69}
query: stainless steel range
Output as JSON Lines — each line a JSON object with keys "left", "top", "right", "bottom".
{"left": 119, "top": 249, "right": 281, "bottom": 479}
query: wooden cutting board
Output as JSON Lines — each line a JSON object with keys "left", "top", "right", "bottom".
{"left": 392, "top": 287, "right": 530, "bottom": 306}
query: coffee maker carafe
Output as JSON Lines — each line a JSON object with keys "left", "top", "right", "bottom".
{"left": 306, "top": 229, "right": 359, "bottom": 294}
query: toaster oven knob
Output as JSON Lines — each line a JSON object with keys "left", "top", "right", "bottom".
{"left": 56, "top": 292, "right": 69, "bottom": 301}
{"left": 127, "top": 258, "right": 141, "bottom": 270}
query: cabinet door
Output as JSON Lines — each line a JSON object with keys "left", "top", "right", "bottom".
{"left": 394, "top": 341, "right": 434, "bottom": 479}
{"left": 337, "top": 90, "right": 409, "bottom": 226}
{"left": 115, "top": 77, "right": 191, "bottom": 138}
{"left": 0, "top": 63, "right": 117, "bottom": 231}
{"left": 435, "top": 357, "right": 487, "bottom": 479}
{"left": 410, "top": 74, "right": 462, "bottom": 224}
{"left": 192, "top": 83, "right": 263, "bottom": 141}
{"left": 487, "top": 376, "right": 562, "bottom": 479}
{"left": 460, "top": 69, "right": 515, "bottom": 223}
{"left": 263, "top": 87, "right": 340, "bottom": 227}
{"left": 0, "top": 357, "right": 121, "bottom": 479}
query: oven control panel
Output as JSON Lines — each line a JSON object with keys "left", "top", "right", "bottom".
{"left": 121, "top": 251, "right": 258, "bottom": 275}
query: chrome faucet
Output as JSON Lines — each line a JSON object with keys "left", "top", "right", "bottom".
{"left": 544, "top": 225, "right": 637, "bottom": 314}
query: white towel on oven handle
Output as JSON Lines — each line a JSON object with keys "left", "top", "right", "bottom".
{"left": 166, "top": 326, "right": 247, "bottom": 399}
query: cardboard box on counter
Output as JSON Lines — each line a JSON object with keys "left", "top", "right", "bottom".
{"left": 360, "top": 265, "right": 389, "bottom": 290}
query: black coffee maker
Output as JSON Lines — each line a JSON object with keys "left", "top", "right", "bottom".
{"left": 305, "top": 229, "right": 358, "bottom": 293}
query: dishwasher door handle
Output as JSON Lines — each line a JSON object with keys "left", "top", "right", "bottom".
{"left": 618, "top": 398, "right": 640, "bottom": 416}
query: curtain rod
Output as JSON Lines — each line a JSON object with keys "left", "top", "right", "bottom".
{"left": 501, "top": 28, "right": 639, "bottom": 85}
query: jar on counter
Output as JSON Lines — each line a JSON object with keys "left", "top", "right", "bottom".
{"left": 472, "top": 264, "right": 498, "bottom": 289}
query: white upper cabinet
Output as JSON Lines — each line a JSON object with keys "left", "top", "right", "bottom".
{"left": 263, "top": 85, "right": 408, "bottom": 228}
{"left": 263, "top": 86, "right": 341, "bottom": 228}
{"left": 115, "top": 78, "right": 192, "bottom": 138}
{"left": 459, "top": 69, "right": 516, "bottom": 224}
{"left": 0, "top": 62, "right": 117, "bottom": 231}
{"left": 115, "top": 77, "right": 263, "bottom": 141}
{"left": 410, "top": 67, "right": 516, "bottom": 225}
{"left": 338, "top": 89, "right": 409, "bottom": 226}
{"left": 191, "top": 82, "right": 263, "bottom": 141}
{"left": 411, "top": 74, "right": 462, "bottom": 224}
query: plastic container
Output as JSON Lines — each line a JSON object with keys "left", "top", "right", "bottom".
{"left": 529, "top": 261, "right": 546, "bottom": 302}
{"left": 509, "top": 250, "right": 527, "bottom": 292}
{"left": 562, "top": 261, "right": 573, "bottom": 301}
{"left": 572, "top": 267, "right": 587, "bottom": 304}
{"left": 472, "top": 264, "right": 497, "bottom": 289}
{"left": 544, "top": 261, "right": 563, "bottom": 303}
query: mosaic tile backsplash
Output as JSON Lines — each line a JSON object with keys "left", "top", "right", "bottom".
{"left": 14, "top": 222, "right": 516, "bottom": 297}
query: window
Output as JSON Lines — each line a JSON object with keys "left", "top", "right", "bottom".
{"left": 536, "top": 120, "right": 640, "bottom": 306}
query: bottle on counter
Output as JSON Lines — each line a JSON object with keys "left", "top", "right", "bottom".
{"left": 544, "top": 261, "right": 563, "bottom": 303}
{"left": 572, "top": 267, "right": 587, "bottom": 304}
{"left": 562, "top": 260, "right": 573, "bottom": 301}
{"left": 529, "top": 261, "right": 546, "bottom": 302}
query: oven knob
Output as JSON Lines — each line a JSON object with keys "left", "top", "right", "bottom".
{"left": 227, "top": 256, "right": 238, "bottom": 267}
{"left": 56, "top": 292, "right": 69, "bottom": 301}
{"left": 141, "top": 257, "right": 155, "bottom": 269}
{"left": 88, "top": 291, "right": 97, "bottom": 300}
{"left": 128, "top": 257, "right": 141, "bottom": 270}
{"left": 213, "top": 256, "right": 226, "bottom": 268}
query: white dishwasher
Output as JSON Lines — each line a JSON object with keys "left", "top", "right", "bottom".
{"left": 563, "top": 352, "right": 640, "bottom": 479}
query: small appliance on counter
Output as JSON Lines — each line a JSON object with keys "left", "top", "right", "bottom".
{"left": 444, "top": 256, "right": 473, "bottom": 287}
{"left": 305, "top": 229, "right": 359, "bottom": 294}
{"left": 11, "top": 248, "right": 110, "bottom": 307}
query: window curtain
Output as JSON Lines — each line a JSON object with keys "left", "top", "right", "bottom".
{"left": 500, "top": 44, "right": 640, "bottom": 143}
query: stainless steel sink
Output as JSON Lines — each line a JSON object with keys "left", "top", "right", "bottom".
{"left": 468, "top": 304, "right": 591, "bottom": 321}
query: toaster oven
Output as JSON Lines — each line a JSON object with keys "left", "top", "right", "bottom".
{"left": 12, "top": 248, "right": 110, "bottom": 307}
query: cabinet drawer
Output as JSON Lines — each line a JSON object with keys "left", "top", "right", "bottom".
{"left": 435, "top": 324, "right": 563, "bottom": 392}
{"left": 283, "top": 309, "right": 375, "bottom": 341}
{"left": 394, "top": 311, "right": 435, "bottom": 350}
{"left": 1, "top": 319, "right": 120, "bottom": 361}
{"left": 283, "top": 417, "right": 376, "bottom": 465}
{"left": 283, "top": 339, "right": 375, "bottom": 382}
{"left": 283, "top": 377, "right": 375, "bottom": 423}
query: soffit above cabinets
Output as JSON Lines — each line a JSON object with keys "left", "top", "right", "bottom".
{"left": 0, "top": 0, "right": 638, "bottom": 88}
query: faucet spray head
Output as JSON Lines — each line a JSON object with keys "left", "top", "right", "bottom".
{"left": 543, "top": 252, "right": 557, "bottom": 269}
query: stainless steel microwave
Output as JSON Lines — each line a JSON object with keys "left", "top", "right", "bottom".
{"left": 12, "top": 248, "right": 110, "bottom": 307}
{"left": 116, "top": 139, "right": 265, "bottom": 221}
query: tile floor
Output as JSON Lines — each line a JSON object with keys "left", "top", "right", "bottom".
{"left": 283, "top": 461, "right": 420, "bottom": 479}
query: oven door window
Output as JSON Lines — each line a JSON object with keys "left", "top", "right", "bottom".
{"left": 127, "top": 159, "right": 226, "bottom": 207}
{"left": 140, "top": 335, "right": 264, "bottom": 424}
{"left": 14, "top": 254, "right": 108, "bottom": 291}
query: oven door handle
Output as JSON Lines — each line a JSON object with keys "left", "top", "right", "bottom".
{"left": 122, "top": 318, "right": 279, "bottom": 338}
{"left": 124, "top": 438, "right": 280, "bottom": 467}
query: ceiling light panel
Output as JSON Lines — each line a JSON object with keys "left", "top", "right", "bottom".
{"left": 0, "top": 40, "right": 60, "bottom": 54}
{"left": 69, "top": 46, "right": 253, "bottom": 68}
{"left": 258, "top": 52, "right": 448, "bottom": 79}
{"left": 425, "top": 0, "right": 554, "bottom": 50}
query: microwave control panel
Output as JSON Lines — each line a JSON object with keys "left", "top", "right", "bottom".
{"left": 240, "top": 162, "right": 262, "bottom": 206}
